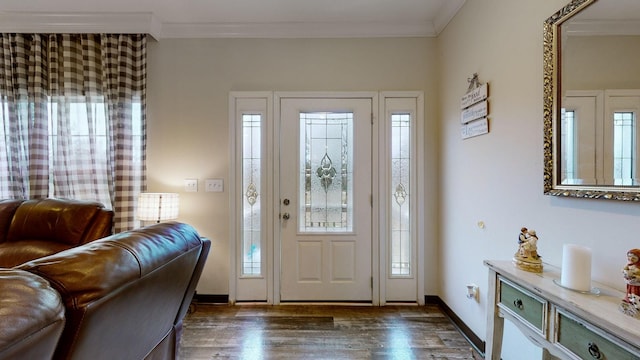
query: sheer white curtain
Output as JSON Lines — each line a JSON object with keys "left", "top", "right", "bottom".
{"left": 0, "top": 33, "right": 147, "bottom": 232}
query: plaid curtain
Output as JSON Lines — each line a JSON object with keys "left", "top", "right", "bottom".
{"left": 0, "top": 34, "right": 146, "bottom": 232}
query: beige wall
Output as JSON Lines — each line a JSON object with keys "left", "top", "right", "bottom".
{"left": 146, "top": 38, "right": 441, "bottom": 295}
{"left": 564, "top": 35, "right": 640, "bottom": 90}
{"left": 438, "top": 0, "right": 640, "bottom": 358}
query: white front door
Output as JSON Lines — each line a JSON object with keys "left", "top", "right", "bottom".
{"left": 279, "top": 96, "right": 373, "bottom": 301}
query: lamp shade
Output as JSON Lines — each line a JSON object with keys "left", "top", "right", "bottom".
{"left": 137, "top": 193, "right": 180, "bottom": 222}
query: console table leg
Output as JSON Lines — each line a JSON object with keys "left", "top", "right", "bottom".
{"left": 485, "top": 268, "right": 504, "bottom": 360}
{"left": 542, "top": 348, "right": 560, "bottom": 360}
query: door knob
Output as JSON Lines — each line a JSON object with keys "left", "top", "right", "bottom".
{"left": 282, "top": 213, "right": 290, "bottom": 220}
{"left": 283, "top": 199, "right": 290, "bottom": 205}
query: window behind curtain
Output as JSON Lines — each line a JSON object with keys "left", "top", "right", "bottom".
{"left": 41, "top": 97, "right": 144, "bottom": 208}
{"left": 0, "top": 33, "right": 146, "bottom": 232}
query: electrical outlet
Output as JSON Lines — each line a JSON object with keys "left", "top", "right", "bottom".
{"left": 466, "top": 284, "right": 479, "bottom": 301}
{"left": 184, "top": 179, "right": 198, "bottom": 192}
{"left": 205, "top": 179, "right": 223, "bottom": 192}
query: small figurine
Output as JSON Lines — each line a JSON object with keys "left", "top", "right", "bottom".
{"left": 620, "top": 248, "right": 640, "bottom": 318}
{"left": 513, "top": 227, "right": 543, "bottom": 273}
{"left": 518, "top": 227, "right": 528, "bottom": 245}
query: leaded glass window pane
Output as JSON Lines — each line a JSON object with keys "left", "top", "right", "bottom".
{"left": 613, "top": 111, "right": 635, "bottom": 185}
{"left": 299, "top": 112, "right": 353, "bottom": 233}
{"left": 560, "top": 109, "right": 577, "bottom": 182}
{"left": 242, "top": 114, "right": 261, "bottom": 275}
{"left": 391, "top": 113, "right": 411, "bottom": 276}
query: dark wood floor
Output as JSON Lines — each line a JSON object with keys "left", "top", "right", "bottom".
{"left": 179, "top": 304, "right": 481, "bottom": 359}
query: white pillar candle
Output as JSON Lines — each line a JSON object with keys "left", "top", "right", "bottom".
{"left": 560, "top": 244, "right": 592, "bottom": 292}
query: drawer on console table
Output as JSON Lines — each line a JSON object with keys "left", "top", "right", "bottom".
{"left": 555, "top": 308, "right": 640, "bottom": 360}
{"left": 498, "top": 276, "right": 548, "bottom": 336}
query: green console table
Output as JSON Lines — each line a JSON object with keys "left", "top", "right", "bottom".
{"left": 484, "top": 260, "right": 640, "bottom": 360}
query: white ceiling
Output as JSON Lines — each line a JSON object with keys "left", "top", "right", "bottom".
{"left": 564, "top": 0, "right": 640, "bottom": 36}
{"left": 0, "top": 0, "right": 466, "bottom": 39}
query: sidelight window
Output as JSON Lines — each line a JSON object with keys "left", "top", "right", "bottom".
{"left": 560, "top": 109, "right": 577, "bottom": 182}
{"left": 613, "top": 111, "right": 636, "bottom": 185}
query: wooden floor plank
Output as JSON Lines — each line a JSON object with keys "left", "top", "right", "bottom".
{"left": 179, "top": 304, "right": 481, "bottom": 359}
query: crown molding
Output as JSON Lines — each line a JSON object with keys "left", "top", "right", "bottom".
{"left": 160, "top": 21, "right": 437, "bottom": 39}
{"left": 565, "top": 19, "right": 640, "bottom": 36}
{"left": 0, "top": 12, "right": 162, "bottom": 40}
{"left": 0, "top": 9, "right": 467, "bottom": 39}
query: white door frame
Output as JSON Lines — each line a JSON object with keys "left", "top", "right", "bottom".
{"left": 228, "top": 91, "right": 424, "bottom": 306}
{"left": 228, "top": 92, "right": 274, "bottom": 304}
{"left": 379, "top": 91, "right": 425, "bottom": 305}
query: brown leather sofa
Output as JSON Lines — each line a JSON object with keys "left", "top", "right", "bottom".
{"left": 2, "top": 221, "right": 209, "bottom": 360}
{"left": 0, "top": 198, "right": 114, "bottom": 267}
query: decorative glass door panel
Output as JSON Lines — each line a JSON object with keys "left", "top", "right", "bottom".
{"left": 242, "top": 114, "right": 262, "bottom": 275}
{"left": 299, "top": 112, "right": 353, "bottom": 233}
{"left": 391, "top": 113, "right": 411, "bottom": 276}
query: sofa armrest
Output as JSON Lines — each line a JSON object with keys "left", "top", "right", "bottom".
{"left": 79, "top": 207, "right": 114, "bottom": 244}
{"left": 0, "top": 268, "right": 65, "bottom": 360}
{"left": 176, "top": 237, "right": 211, "bottom": 324}
{"left": 18, "top": 222, "right": 205, "bottom": 360}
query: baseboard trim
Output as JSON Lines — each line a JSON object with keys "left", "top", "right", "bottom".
{"left": 426, "top": 295, "right": 485, "bottom": 357}
{"left": 425, "top": 295, "right": 441, "bottom": 305}
{"left": 193, "top": 294, "right": 229, "bottom": 303}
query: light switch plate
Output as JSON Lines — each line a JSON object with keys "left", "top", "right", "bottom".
{"left": 205, "top": 178, "right": 224, "bottom": 192}
{"left": 184, "top": 179, "right": 198, "bottom": 192}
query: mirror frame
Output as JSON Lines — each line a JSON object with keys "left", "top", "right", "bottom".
{"left": 543, "top": 0, "right": 640, "bottom": 201}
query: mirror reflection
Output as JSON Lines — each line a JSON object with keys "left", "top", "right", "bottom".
{"left": 559, "top": 0, "right": 640, "bottom": 187}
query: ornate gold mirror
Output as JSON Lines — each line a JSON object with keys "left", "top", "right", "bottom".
{"left": 544, "top": 0, "right": 640, "bottom": 201}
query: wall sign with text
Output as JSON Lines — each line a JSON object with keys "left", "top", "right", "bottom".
{"left": 460, "top": 74, "right": 489, "bottom": 140}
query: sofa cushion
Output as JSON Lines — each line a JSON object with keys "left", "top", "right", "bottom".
{"left": 0, "top": 199, "right": 23, "bottom": 242}
{"left": 0, "top": 268, "right": 65, "bottom": 360}
{"left": 0, "top": 240, "right": 74, "bottom": 268}
{"left": 20, "top": 240, "right": 140, "bottom": 305}
{"left": 6, "top": 198, "right": 107, "bottom": 246}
